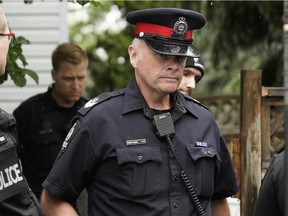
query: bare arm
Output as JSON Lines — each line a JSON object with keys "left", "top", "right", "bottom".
{"left": 211, "top": 198, "right": 230, "bottom": 216}
{"left": 41, "top": 189, "right": 78, "bottom": 216}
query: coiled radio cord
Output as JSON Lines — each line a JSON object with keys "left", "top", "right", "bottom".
{"left": 167, "top": 135, "right": 205, "bottom": 216}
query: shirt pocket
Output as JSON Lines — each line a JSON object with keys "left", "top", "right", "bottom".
{"left": 116, "top": 146, "right": 162, "bottom": 198}
{"left": 186, "top": 145, "right": 221, "bottom": 198}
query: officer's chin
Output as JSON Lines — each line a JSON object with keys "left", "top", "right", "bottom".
{"left": 179, "top": 90, "right": 189, "bottom": 96}
{"left": 68, "top": 96, "right": 80, "bottom": 103}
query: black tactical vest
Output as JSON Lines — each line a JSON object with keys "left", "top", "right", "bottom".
{"left": 0, "top": 108, "right": 42, "bottom": 216}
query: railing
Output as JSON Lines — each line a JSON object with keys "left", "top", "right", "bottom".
{"left": 194, "top": 94, "right": 240, "bottom": 143}
{"left": 240, "top": 69, "right": 284, "bottom": 216}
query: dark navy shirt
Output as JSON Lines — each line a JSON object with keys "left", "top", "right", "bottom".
{"left": 13, "top": 85, "right": 87, "bottom": 199}
{"left": 254, "top": 150, "right": 285, "bottom": 216}
{"left": 43, "top": 79, "right": 239, "bottom": 216}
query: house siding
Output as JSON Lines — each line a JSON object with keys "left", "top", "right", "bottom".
{"left": 1, "top": 0, "right": 68, "bottom": 113}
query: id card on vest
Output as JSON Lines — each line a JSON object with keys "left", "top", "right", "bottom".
{"left": 0, "top": 147, "right": 26, "bottom": 202}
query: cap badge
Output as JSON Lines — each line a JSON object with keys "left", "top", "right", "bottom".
{"left": 172, "top": 17, "right": 188, "bottom": 38}
{"left": 139, "top": 32, "right": 145, "bottom": 38}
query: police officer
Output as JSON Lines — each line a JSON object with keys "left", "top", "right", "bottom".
{"left": 13, "top": 42, "right": 89, "bottom": 201}
{"left": 0, "top": 7, "right": 41, "bottom": 215}
{"left": 253, "top": 148, "right": 285, "bottom": 216}
{"left": 179, "top": 56, "right": 205, "bottom": 96}
{"left": 41, "top": 8, "right": 239, "bottom": 216}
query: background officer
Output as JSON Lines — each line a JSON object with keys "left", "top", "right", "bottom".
{"left": 178, "top": 55, "right": 205, "bottom": 96}
{"left": 13, "top": 42, "right": 88, "bottom": 204}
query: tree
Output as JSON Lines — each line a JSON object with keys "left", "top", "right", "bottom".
{"left": 70, "top": 1, "right": 284, "bottom": 97}
{"left": 0, "top": 0, "right": 92, "bottom": 87}
{"left": 1, "top": 0, "right": 39, "bottom": 87}
{"left": 202, "top": 1, "right": 283, "bottom": 93}
{"left": 1, "top": 36, "right": 39, "bottom": 87}
{"left": 6, "top": 1, "right": 282, "bottom": 92}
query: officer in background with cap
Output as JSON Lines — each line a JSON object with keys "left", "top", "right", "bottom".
{"left": 41, "top": 8, "right": 239, "bottom": 216}
{"left": 179, "top": 56, "right": 204, "bottom": 96}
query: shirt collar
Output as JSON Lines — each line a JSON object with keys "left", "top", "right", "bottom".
{"left": 178, "top": 93, "right": 202, "bottom": 118}
{"left": 122, "top": 78, "right": 199, "bottom": 119}
{"left": 122, "top": 78, "right": 145, "bottom": 114}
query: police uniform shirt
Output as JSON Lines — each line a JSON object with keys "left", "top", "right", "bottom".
{"left": 42, "top": 79, "right": 239, "bottom": 216}
{"left": 13, "top": 85, "right": 87, "bottom": 199}
{"left": 254, "top": 150, "right": 285, "bottom": 216}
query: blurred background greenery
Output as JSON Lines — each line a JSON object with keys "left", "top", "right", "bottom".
{"left": 5, "top": 1, "right": 284, "bottom": 97}
{"left": 70, "top": 1, "right": 283, "bottom": 97}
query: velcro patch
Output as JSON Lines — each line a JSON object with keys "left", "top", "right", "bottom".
{"left": 0, "top": 147, "right": 26, "bottom": 202}
{"left": 61, "top": 120, "right": 81, "bottom": 153}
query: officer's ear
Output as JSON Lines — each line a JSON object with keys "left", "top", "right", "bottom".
{"left": 128, "top": 44, "right": 138, "bottom": 69}
{"left": 51, "top": 69, "right": 56, "bottom": 81}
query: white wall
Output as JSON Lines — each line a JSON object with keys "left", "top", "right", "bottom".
{"left": 1, "top": 0, "right": 68, "bottom": 113}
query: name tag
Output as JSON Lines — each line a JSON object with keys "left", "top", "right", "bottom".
{"left": 126, "top": 139, "right": 146, "bottom": 146}
{"left": 195, "top": 141, "right": 208, "bottom": 147}
{"left": 0, "top": 147, "right": 27, "bottom": 202}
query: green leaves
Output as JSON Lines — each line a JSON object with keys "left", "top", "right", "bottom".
{"left": 24, "top": 0, "right": 33, "bottom": 4}
{"left": 76, "top": 0, "right": 103, "bottom": 7}
{"left": 76, "top": 0, "right": 90, "bottom": 7}
{"left": 1, "top": 36, "right": 39, "bottom": 87}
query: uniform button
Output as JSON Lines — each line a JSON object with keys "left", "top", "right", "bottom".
{"left": 173, "top": 203, "right": 178, "bottom": 208}
{"left": 174, "top": 175, "right": 178, "bottom": 181}
{"left": 138, "top": 155, "right": 143, "bottom": 161}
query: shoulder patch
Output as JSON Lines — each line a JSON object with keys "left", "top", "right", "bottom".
{"left": 184, "top": 95, "right": 209, "bottom": 110}
{"left": 60, "top": 120, "right": 81, "bottom": 153}
{"left": 78, "top": 89, "right": 125, "bottom": 116}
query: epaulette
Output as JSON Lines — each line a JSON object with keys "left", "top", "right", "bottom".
{"left": 78, "top": 89, "right": 125, "bottom": 116}
{"left": 183, "top": 94, "right": 209, "bottom": 110}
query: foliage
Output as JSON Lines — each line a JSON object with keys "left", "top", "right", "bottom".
{"left": 70, "top": 1, "right": 184, "bottom": 97}
{"left": 201, "top": 1, "right": 283, "bottom": 94}
{"left": 10, "top": 0, "right": 281, "bottom": 93}
{"left": 70, "top": 1, "right": 129, "bottom": 96}
{"left": 70, "top": 1, "right": 284, "bottom": 97}
{"left": 1, "top": 36, "right": 39, "bottom": 87}
{"left": 76, "top": 0, "right": 102, "bottom": 7}
{"left": 0, "top": 0, "right": 100, "bottom": 88}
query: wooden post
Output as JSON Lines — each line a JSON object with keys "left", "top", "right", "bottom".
{"left": 284, "top": 1, "right": 288, "bottom": 215}
{"left": 261, "top": 94, "right": 271, "bottom": 175}
{"left": 227, "top": 139, "right": 241, "bottom": 199}
{"left": 240, "top": 69, "right": 262, "bottom": 216}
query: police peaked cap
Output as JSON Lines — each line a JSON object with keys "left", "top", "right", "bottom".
{"left": 185, "top": 56, "right": 205, "bottom": 82}
{"left": 126, "top": 8, "right": 206, "bottom": 57}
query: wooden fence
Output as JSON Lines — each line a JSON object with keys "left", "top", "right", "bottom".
{"left": 195, "top": 69, "right": 285, "bottom": 216}
{"left": 240, "top": 69, "right": 284, "bottom": 216}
